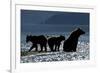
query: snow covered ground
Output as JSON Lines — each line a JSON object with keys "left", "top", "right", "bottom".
{"left": 20, "top": 41, "right": 89, "bottom": 63}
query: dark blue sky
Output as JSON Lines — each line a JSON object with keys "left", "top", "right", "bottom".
{"left": 21, "top": 10, "right": 89, "bottom": 35}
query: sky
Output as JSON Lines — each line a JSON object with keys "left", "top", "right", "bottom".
{"left": 21, "top": 10, "right": 89, "bottom": 35}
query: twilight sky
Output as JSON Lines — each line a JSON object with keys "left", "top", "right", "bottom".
{"left": 21, "top": 10, "right": 89, "bottom": 35}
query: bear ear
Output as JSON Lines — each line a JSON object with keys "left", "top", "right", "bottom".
{"left": 77, "top": 27, "right": 80, "bottom": 30}
{"left": 77, "top": 28, "right": 81, "bottom": 31}
{"left": 60, "top": 35, "right": 63, "bottom": 37}
{"left": 74, "top": 28, "right": 79, "bottom": 31}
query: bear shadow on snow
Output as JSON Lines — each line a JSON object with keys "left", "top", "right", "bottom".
{"left": 48, "top": 35, "right": 65, "bottom": 52}
{"left": 63, "top": 28, "right": 85, "bottom": 52}
{"left": 26, "top": 35, "right": 47, "bottom": 52}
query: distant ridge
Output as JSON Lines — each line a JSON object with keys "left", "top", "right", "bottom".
{"left": 44, "top": 13, "right": 89, "bottom": 25}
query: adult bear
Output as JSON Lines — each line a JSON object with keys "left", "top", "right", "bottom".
{"left": 63, "top": 28, "right": 85, "bottom": 52}
{"left": 48, "top": 35, "right": 65, "bottom": 52}
{"left": 26, "top": 35, "right": 47, "bottom": 52}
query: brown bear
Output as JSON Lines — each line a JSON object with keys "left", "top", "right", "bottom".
{"left": 26, "top": 35, "right": 47, "bottom": 52}
{"left": 48, "top": 35, "right": 65, "bottom": 52}
{"left": 63, "top": 28, "right": 85, "bottom": 52}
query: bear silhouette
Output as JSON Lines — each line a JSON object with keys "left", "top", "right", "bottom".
{"left": 26, "top": 35, "right": 47, "bottom": 52}
{"left": 63, "top": 28, "right": 85, "bottom": 52}
{"left": 48, "top": 35, "right": 65, "bottom": 52}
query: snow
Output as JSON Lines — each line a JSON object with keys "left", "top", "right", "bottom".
{"left": 20, "top": 41, "right": 89, "bottom": 63}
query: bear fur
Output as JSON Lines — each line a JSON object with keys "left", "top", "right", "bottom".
{"left": 48, "top": 35, "right": 65, "bottom": 51}
{"left": 26, "top": 35, "right": 47, "bottom": 52}
{"left": 63, "top": 28, "right": 85, "bottom": 52}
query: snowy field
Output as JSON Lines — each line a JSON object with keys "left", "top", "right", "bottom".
{"left": 21, "top": 41, "right": 89, "bottom": 63}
